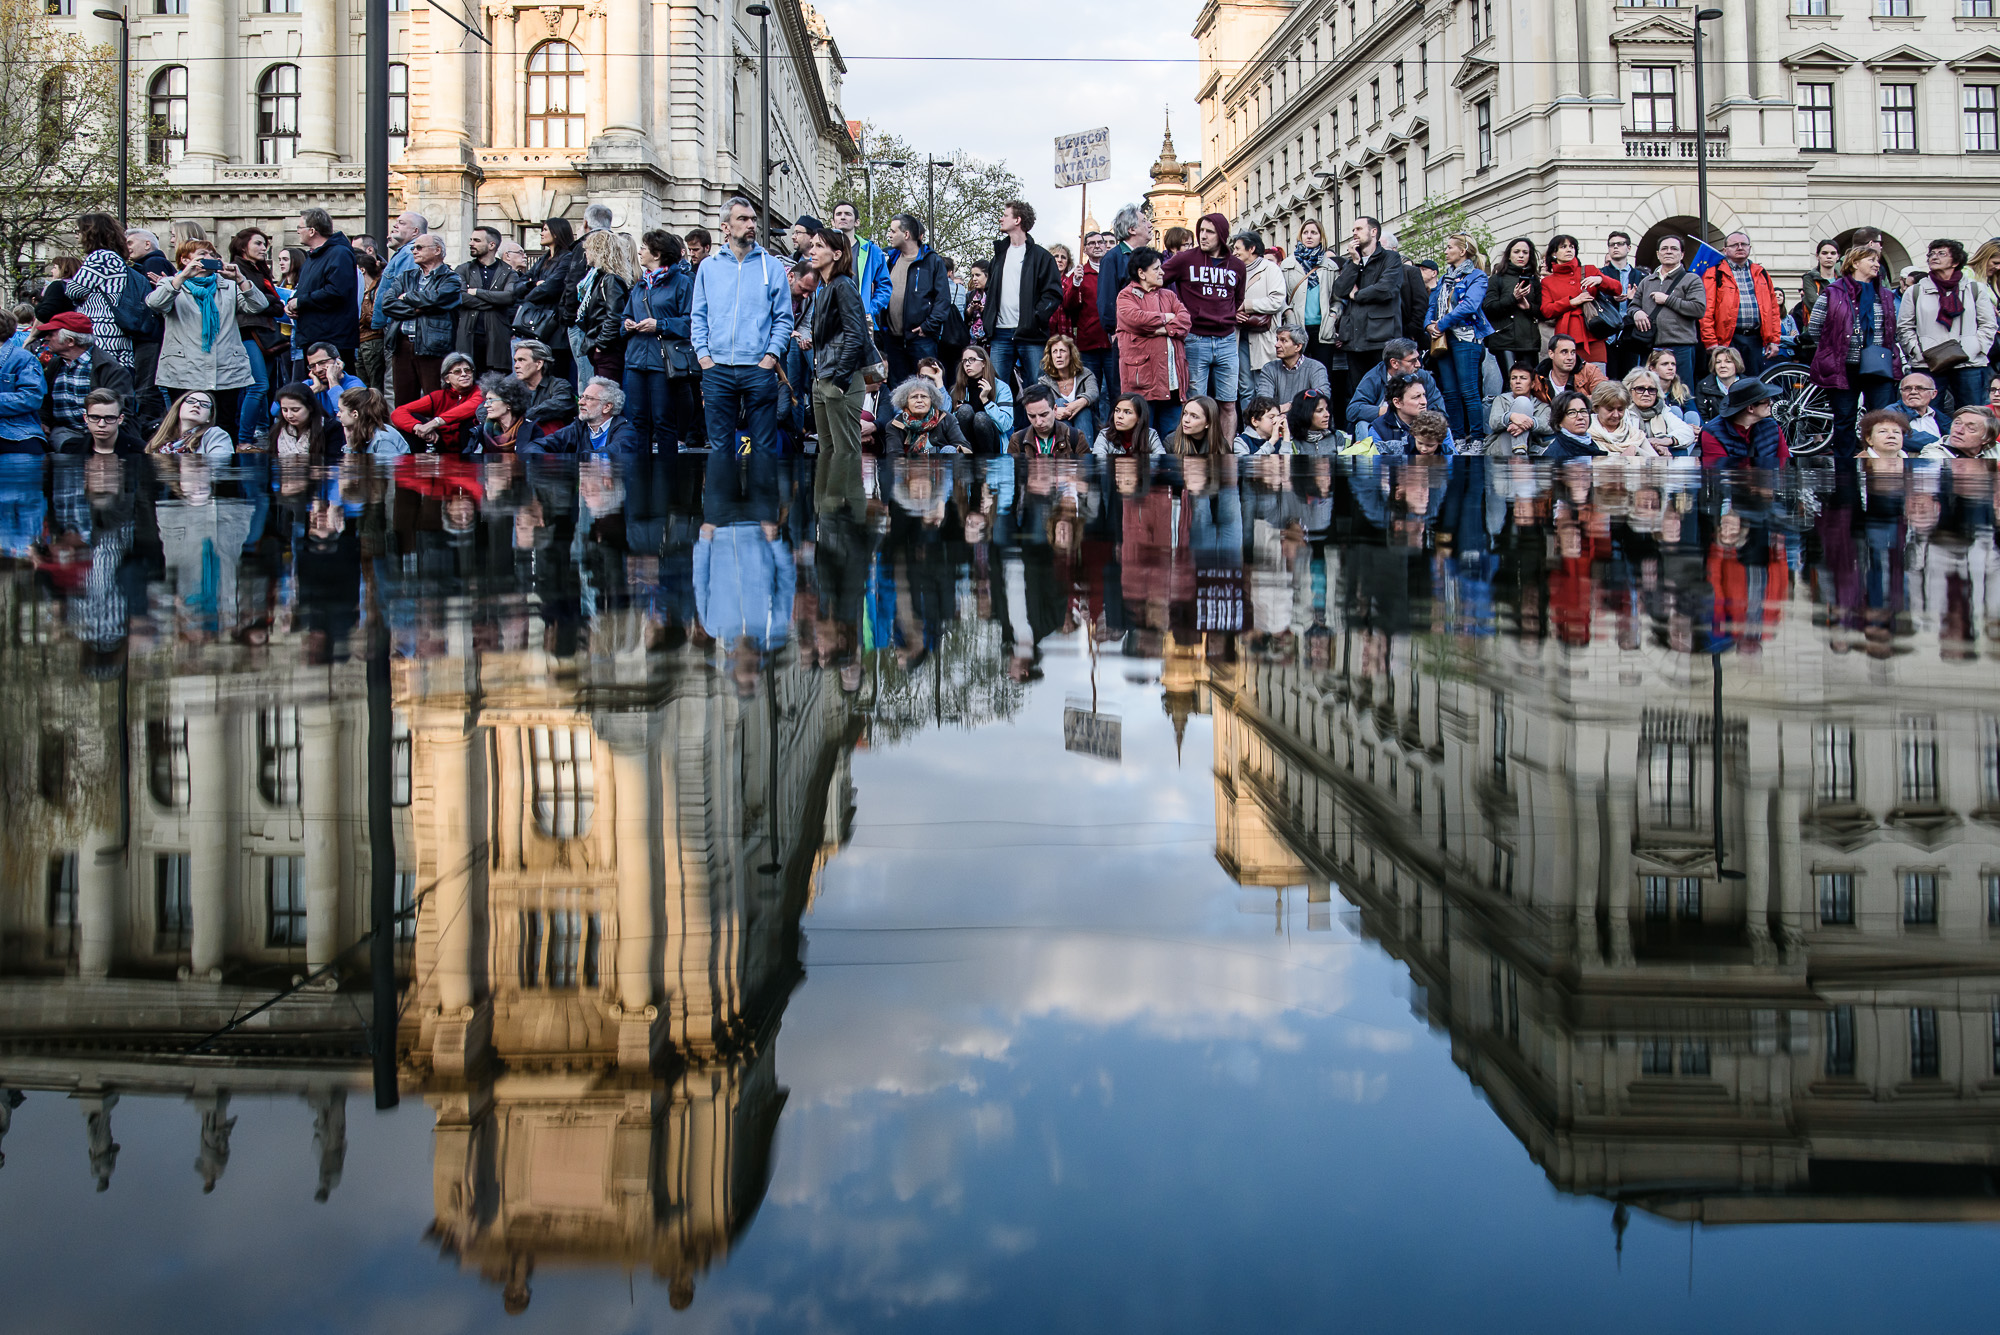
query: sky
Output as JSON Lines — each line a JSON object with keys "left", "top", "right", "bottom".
{"left": 815, "top": 0, "right": 1207, "bottom": 254}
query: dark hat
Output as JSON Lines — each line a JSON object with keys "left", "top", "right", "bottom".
{"left": 36, "top": 311, "right": 92, "bottom": 337}
{"left": 1721, "top": 378, "right": 1776, "bottom": 415}
{"left": 1416, "top": 258, "right": 1440, "bottom": 272}
{"left": 794, "top": 214, "right": 824, "bottom": 236}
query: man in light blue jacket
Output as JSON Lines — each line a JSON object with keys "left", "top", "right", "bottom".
{"left": 691, "top": 197, "right": 795, "bottom": 455}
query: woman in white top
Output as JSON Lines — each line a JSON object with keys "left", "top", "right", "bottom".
{"left": 148, "top": 391, "right": 235, "bottom": 456}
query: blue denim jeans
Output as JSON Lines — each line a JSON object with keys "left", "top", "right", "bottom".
{"left": 237, "top": 337, "right": 271, "bottom": 442}
{"left": 988, "top": 330, "right": 1044, "bottom": 399}
{"left": 883, "top": 331, "right": 939, "bottom": 390}
{"left": 1185, "top": 333, "right": 1239, "bottom": 403}
{"left": 700, "top": 362, "right": 782, "bottom": 455}
{"left": 1436, "top": 337, "right": 1485, "bottom": 441}
{"left": 1082, "top": 346, "right": 1116, "bottom": 405}
{"left": 623, "top": 368, "right": 686, "bottom": 455}
{"left": 1148, "top": 398, "right": 1183, "bottom": 439}
{"left": 1944, "top": 364, "right": 1992, "bottom": 414}
{"left": 1657, "top": 343, "right": 1699, "bottom": 394}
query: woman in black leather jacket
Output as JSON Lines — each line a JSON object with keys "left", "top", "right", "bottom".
{"left": 574, "top": 229, "right": 633, "bottom": 382}
{"left": 801, "top": 229, "right": 872, "bottom": 516}
{"left": 521, "top": 217, "right": 585, "bottom": 382}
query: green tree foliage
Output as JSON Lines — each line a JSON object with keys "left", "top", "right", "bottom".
{"left": 837, "top": 122, "right": 1029, "bottom": 269}
{"left": 1392, "top": 195, "right": 1495, "bottom": 268}
{"left": 0, "top": 0, "right": 177, "bottom": 294}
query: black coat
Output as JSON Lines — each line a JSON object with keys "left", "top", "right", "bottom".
{"left": 293, "top": 232, "right": 360, "bottom": 350}
{"left": 455, "top": 258, "right": 523, "bottom": 367}
{"left": 1331, "top": 247, "right": 1405, "bottom": 353}
{"left": 524, "top": 247, "right": 586, "bottom": 328}
{"left": 884, "top": 245, "right": 952, "bottom": 339}
{"left": 809, "top": 274, "right": 870, "bottom": 388}
{"left": 986, "top": 235, "right": 1063, "bottom": 342}
{"left": 380, "top": 263, "right": 464, "bottom": 358}
{"left": 576, "top": 270, "right": 631, "bottom": 355}
{"left": 1483, "top": 265, "right": 1542, "bottom": 352}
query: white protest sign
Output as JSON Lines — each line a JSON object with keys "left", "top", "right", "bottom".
{"left": 1054, "top": 127, "right": 1111, "bottom": 188}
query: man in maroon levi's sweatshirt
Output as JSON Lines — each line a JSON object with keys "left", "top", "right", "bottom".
{"left": 1161, "top": 212, "right": 1246, "bottom": 442}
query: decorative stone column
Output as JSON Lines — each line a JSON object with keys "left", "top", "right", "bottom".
{"left": 405, "top": 6, "right": 484, "bottom": 260}
{"left": 299, "top": 705, "right": 341, "bottom": 973}
{"left": 184, "top": 0, "right": 229, "bottom": 168}
{"left": 603, "top": 714, "right": 660, "bottom": 1071}
{"left": 77, "top": 827, "right": 120, "bottom": 979}
{"left": 426, "top": 720, "right": 484, "bottom": 1074}
{"left": 297, "top": 0, "right": 341, "bottom": 167}
{"left": 187, "top": 708, "right": 229, "bottom": 981}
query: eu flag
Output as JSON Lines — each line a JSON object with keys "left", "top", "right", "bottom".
{"left": 1687, "top": 241, "right": 1726, "bottom": 278}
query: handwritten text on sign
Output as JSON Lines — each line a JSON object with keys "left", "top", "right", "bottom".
{"left": 1054, "top": 127, "right": 1111, "bottom": 188}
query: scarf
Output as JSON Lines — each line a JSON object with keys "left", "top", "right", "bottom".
{"left": 1294, "top": 244, "right": 1326, "bottom": 290}
{"left": 1588, "top": 415, "right": 1652, "bottom": 457}
{"left": 181, "top": 272, "right": 222, "bottom": 354}
{"left": 893, "top": 406, "right": 948, "bottom": 453}
{"left": 1935, "top": 269, "right": 1964, "bottom": 328}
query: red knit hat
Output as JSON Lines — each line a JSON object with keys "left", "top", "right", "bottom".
{"left": 36, "top": 311, "right": 93, "bottom": 337}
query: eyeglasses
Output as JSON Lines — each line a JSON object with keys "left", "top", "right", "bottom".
{"left": 85, "top": 413, "right": 121, "bottom": 424}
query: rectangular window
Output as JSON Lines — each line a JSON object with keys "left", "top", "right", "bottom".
{"left": 1792, "top": 0, "right": 1829, "bottom": 12}
{"left": 1477, "top": 98, "right": 1494, "bottom": 168}
{"left": 1814, "top": 723, "right": 1855, "bottom": 803}
{"left": 1419, "top": 41, "right": 1429, "bottom": 92}
{"left": 262, "top": 0, "right": 300, "bottom": 10}
{"left": 1490, "top": 845, "right": 1514, "bottom": 897}
{"left": 1901, "top": 716, "right": 1939, "bottom": 802}
{"left": 152, "top": 0, "right": 186, "bottom": 12}
{"left": 1875, "top": 0, "right": 1911, "bottom": 11}
{"left": 1396, "top": 158, "right": 1408, "bottom": 213}
{"left": 1966, "top": 85, "right": 2000, "bottom": 152}
{"left": 1677, "top": 878, "right": 1703, "bottom": 921}
{"left": 392, "top": 712, "right": 412, "bottom": 806}
{"left": 1470, "top": 0, "right": 1484, "bottom": 42}
{"left": 1680, "top": 1040, "right": 1711, "bottom": 1076}
{"left": 1911, "top": 1007, "right": 1940, "bottom": 1077}
{"left": 395, "top": 870, "right": 417, "bottom": 943}
{"left": 1313, "top": 122, "right": 1321, "bottom": 162}
{"left": 1798, "top": 81, "right": 1836, "bottom": 151}
{"left": 1282, "top": 147, "right": 1290, "bottom": 181}
{"left": 1482, "top": 0, "right": 1493, "bottom": 36}
{"left": 1826, "top": 1005, "right": 1856, "bottom": 1075}
{"left": 1966, "top": 0, "right": 1999, "bottom": 13}
{"left": 1371, "top": 78, "right": 1382, "bottom": 124}
{"left": 1903, "top": 871, "right": 1939, "bottom": 925}
{"left": 1881, "top": 83, "right": 1918, "bottom": 152}
{"left": 1349, "top": 94, "right": 1361, "bottom": 140}
{"left": 1647, "top": 741, "right": 1698, "bottom": 828}
{"left": 1394, "top": 60, "right": 1406, "bottom": 108}
{"left": 266, "top": 855, "right": 306, "bottom": 947}
{"left": 1372, "top": 172, "right": 1384, "bottom": 221}
{"left": 1818, "top": 872, "right": 1855, "bottom": 925}
{"left": 1491, "top": 692, "right": 1508, "bottom": 780}
{"left": 258, "top": 706, "right": 300, "bottom": 808}
{"left": 1987, "top": 872, "right": 2000, "bottom": 924}
{"left": 1643, "top": 875, "right": 1672, "bottom": 921}
{"left": 46, "top": 852, "right": 78, "bottom": 957}
{"left": 518, "top": 908, "right": 599, "bottom": 988}
{"left": 1641, "top": 1038, "right": 1675, "bottom": 1075}
{"left": 155, "top": 853, "right": 191, "bottom": 953}
{"left": 1632, "top": 65, "right": 1678, "bottom": 132}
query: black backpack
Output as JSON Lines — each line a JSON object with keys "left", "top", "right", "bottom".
{"left": 114, "top": 263, "right": 161, "bottom": 341}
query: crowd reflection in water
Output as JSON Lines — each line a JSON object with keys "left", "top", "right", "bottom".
{"left": 4, "top": 448, "right": 2000, "bottom": 1306}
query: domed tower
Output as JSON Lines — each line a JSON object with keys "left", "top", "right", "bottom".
{"left": 1144, "top": 112, "right": 1196, "bottom": 238}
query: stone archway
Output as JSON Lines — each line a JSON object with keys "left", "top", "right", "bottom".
{"left": 1831, "top": 226, "right": 1913, "bottom": 277}
{"left": 1635, "top": 214, "right": 1726, "bottom": 267}
{"left": 1811, "top": 200, "right": 1916, "bottom": 275}
{"left": 1626, "top": 185, "right": 1741, "bottom": 263}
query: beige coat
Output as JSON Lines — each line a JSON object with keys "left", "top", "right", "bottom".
{"left": 1239, "top": 256, "right": 1288, "bottom": 369}
{"left": 1278, "top": 251, "right": 1340, "bottom": 331}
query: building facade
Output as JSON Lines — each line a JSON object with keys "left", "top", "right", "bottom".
{"left": 46, "top": 0, "right": 854, "bottom": 258}
{"left": 1194, "top": 0, "right": 2000, "bottom": 273}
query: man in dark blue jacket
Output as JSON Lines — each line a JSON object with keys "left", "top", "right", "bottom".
{"left": 881, "top": 213, "right": 950, "bottom": 388}
{"left": 290, "top": 208, "right": 359, "bottom": 365}
{"left": 1095, "top": 204, "right": 1154, "bottom": 402}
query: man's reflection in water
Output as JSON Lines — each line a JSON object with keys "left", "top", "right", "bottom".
{"left": 698, "top": 438, "right": 794, "bottom": 681}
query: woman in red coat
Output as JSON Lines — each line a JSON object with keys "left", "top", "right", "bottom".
{"left": 1539, "top": 234, "right": 1622, "bottom": 368}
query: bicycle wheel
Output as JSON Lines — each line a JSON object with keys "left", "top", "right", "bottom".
{"left": 1763, "top": 361, "right": 1834, "bottom": 456}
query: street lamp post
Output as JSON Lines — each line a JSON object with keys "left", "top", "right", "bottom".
{"left": 365, "top": 0, "right": 388, "bottom": 247}
{"left": 91, "top": 8, "right": 128, "bottom": 225}
{"left": 924, "top": 155, "right": 958, "bottom": 238}
{"left": 861, "top": 158, "right": 908, "bottom": 232}
{"left": 747, "top": 4, "right": 773, "bottom": 244}
{"left": 1693, "top": 8, "right": 1723, "bottom": 249}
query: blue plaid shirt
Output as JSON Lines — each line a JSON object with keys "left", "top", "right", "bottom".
{"left": 50, "top": 352, "right": 93, "bottom": 430}
{"left": 1730, "top": 260, "right": 1761, "bottom": 331}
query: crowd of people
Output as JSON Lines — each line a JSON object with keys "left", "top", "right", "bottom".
{"left": 8, "top": 201, "right": 2000, "bottom": 487}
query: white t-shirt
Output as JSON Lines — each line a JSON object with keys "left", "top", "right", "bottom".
{"left": 995, "top": 242, "right": 1026, "bottom": 331}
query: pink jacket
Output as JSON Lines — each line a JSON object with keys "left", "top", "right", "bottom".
{"left": 1116, "top": 284, "right": 1192, "bottom": 402}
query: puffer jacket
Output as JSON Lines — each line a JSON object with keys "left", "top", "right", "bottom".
{"left": 622, "top": 263, "right": 693, "bottom": 373}
{"left": 380, "top": 262, "right": 465, "bottom": 358}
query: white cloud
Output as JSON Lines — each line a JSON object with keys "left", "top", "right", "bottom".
{"left": 815, "top": 0, "right": 1206, "bottom": 251}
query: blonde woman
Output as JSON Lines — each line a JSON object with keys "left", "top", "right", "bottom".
{"left": 1035, "top": 334, "right": 1100, "bottom": 442}
{"left": 1695, "top": 345, "right": 1745, "bottom": 424}
{"left": 1425, "top": 231, "right": 1492, "bottom": 443}
{"left": 1621, "top": 368, "right": 1697, "bottom": 455}
{"left": 1644, "top": 347, "right": 1699, "bottom": 424}
{"left": 575, "top": 229, "right": 637, "bottom": 381}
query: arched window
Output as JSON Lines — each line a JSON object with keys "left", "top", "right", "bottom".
{"left": 147, "top": 66, "right": 187, "bottom": 165}
{"left": 256, "top": 64, "right": 300, "bottom": 164}
{"left": 529, "top": 725, "right": 595, "bottom": 838}
{"left": 525, "top": 41, "right": 586, "bottom": 148}
{"left": 388, "top": 62, "right": 409, "bottom": 159}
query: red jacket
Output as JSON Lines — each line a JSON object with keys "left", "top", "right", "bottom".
{"left": 1698, "top": 261, "right": 1782, "bottom": 350}
{"left": 1064, "top": 266, "right": 1109, "bottom": 352}
{"left": 1116, "top": 284, "right": 1191, "bottom": 402}
{"left": 390, "top": 383, "right": 483, "bottom": 453}
{"left": 1539, "top": 261, "right": 1623, "bottom": 365}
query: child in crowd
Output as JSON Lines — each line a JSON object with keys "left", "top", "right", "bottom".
{"left": 1233, "top": 395, "right": 1290, "bottom": 455}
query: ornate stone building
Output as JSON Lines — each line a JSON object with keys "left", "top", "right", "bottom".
{"left": 1145, "top": 115, "right": 1199, "bottom": 237}
{"left": 1194, "top": 0, "right": 2000, "bottom": 272}
{"left": 49, "top": 0, "right": 855, "bottom": 257}
{"left": 1198, "top": 563, "right": 2000, "bottom": 1222}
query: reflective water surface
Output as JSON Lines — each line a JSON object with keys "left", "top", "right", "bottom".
{"left": 4, "top": 451, "right": 2000, "bottom": 1332}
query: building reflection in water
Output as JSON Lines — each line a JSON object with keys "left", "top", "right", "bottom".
{"left": 1198, "top": 493, "right": 2000, "bottom": 1224}
{"left": 9, "top": 450, "right": 2000, "bottom": 1312}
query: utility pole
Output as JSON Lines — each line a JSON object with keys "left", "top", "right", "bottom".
{"left": 365, "top": 0, "right": 389, "bottom": 245}
{"left": 1693, "top": 9, "right": 1723, "bottom": 249}
{"left": 748, "top": 4, "right": 773, "bottom": 244}
{"left": 925, "top": 154, "right": 958, "bottom": 239}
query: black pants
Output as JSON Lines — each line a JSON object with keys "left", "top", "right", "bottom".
{"left": 702, "top": 437, "right": 777, "bottom": 524}
{"left": 1729, "top": 330, "right": 1767, "bottom": 377}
